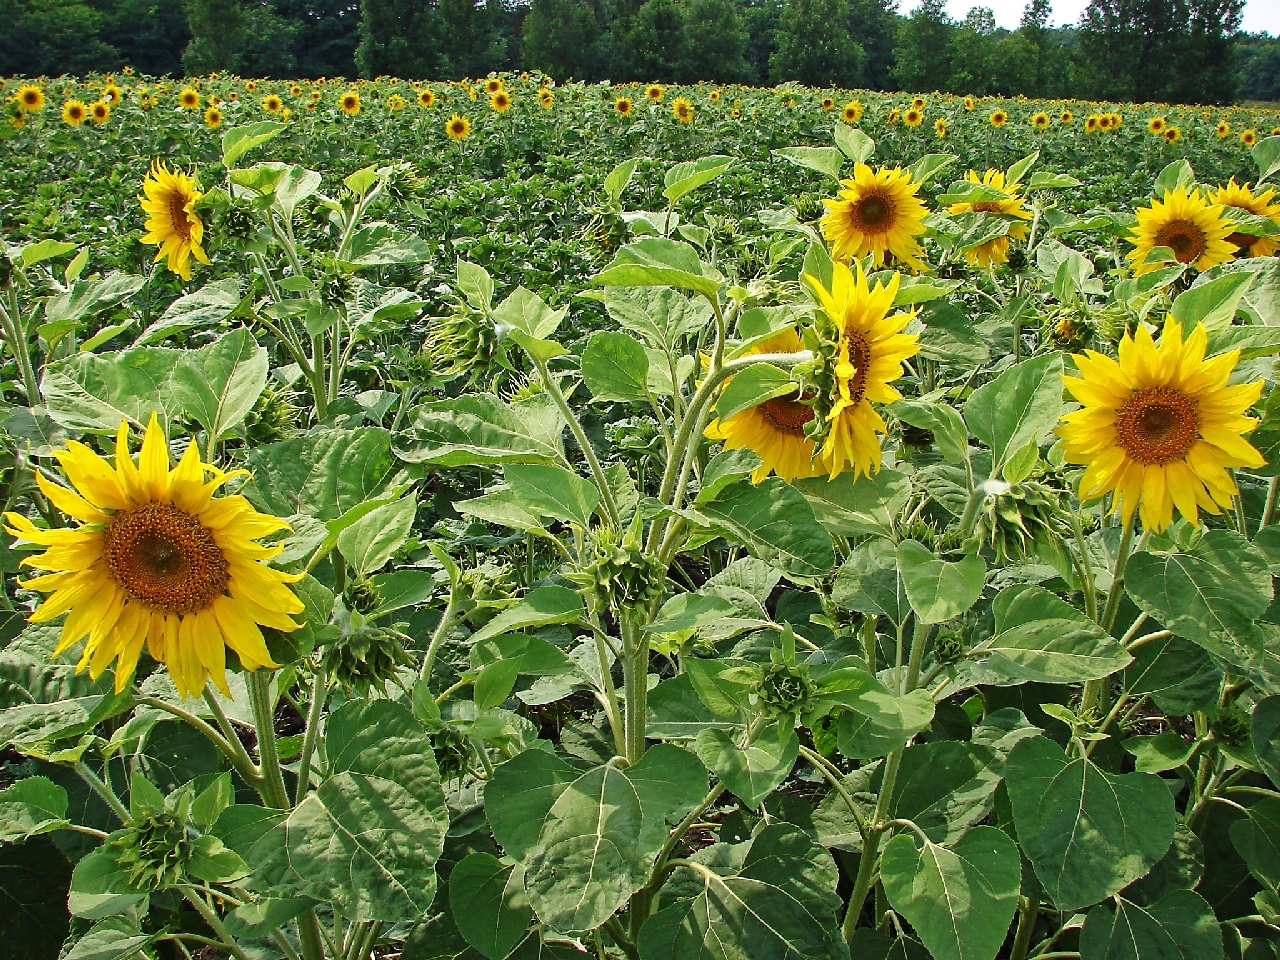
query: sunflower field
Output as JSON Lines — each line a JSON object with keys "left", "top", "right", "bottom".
{"left": 3, "top": 68, "right": 1280, "bottom": 960}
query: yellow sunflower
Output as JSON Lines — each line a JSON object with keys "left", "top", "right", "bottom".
{"left": 645, "top": 83, "right": 664, "bottom": 102}
{"left": 89, "top": 100, "right": 110, "bottom": 124}
{"left": 17, "top": 84, "right": 44, "bottom": 111}
{"left": 178, "top": 87, "right": 200, "bottom": 110}
{"left": 203, "top": 106, "right": 222, "bottom": 129}
{"left": 710, "top": 89, "right": 722, "bottom": 102}
{"left": 990, "top": 109, "right": 1008, "bottom": 127}
{"left": 102, "top": 83, "right": 121, "bottom": 104}
{"left": 1242, "top": 129, "right": 1258, "bottom": 147}
{"left": 1147, "top": 116, "right": 1166, "bottom": 134}
{"left": 387, "top": 94, "right": 405, "bottom": 111}
{"left": 947, "top": 168, "right": 1033, "bottom": 269}
{"left": 1061, "top": 109, "right": 1073, "bottom": 123}
{"left": 1213, "top": 178, "right": 1280, "bottom": 258}
{"left": 445, "top": 114, "right": 471, "bottom": 140}
{"left": 4, "top": 415, "right": 303, "bottom": 698}
{"left": 62, "top": 99, "right": 87, "bottom": 126}
{"left": 1031, "top": 111, "right": 1050, "bottom": 129}
{"left": 911, "top": 96, "right": 926, "bottom": 110}
{"left": 483, "top": 77, "right": 504, "bottom": 95}
{"left": 339, "top": 90, "right": 361, "bottom": 115}
{"left": 842, "top": 100, "right": 864, "bottom": 123}
{"left": 1126, "top": 185, "right": 1235, "bottom": 276}
{"left": 1056, "top": 320, "right": 1265, "bottom": 532}
{"left": 887, "top": 107, "right": 901, "bottom": 124}
{"left": 139, "top": 160, "right": 209, "bottom": 282}
{"left": 963, "top": 96, "right": 975, "bottom": 111}
{"left": 289, "top": 83, "right": 303, "bottom": 96}
{"left": 418, "top": 88, "right": 436, "bottom": 107}
{"left": 262, "top": 93, "right": 283, "bottom": 112}
{"left": 821, "top": 163, "right": 929, "bottom": 271}
{"left": 1216, "top": 121, "right": 1230, "bottom": 139}
{"left": 244, "top": 80, "right": 259, "bottom": 93}
{"left": 934, "top": 118, "right": 947, "bottom": 138}
{"left": 705, "top": 328, "right": 826, "bottom": 483}
{"left": 538, "top": 89, "right": 554, "bottom": 108}
{"left": 672, "top": 97, "right": 694, "bottom": 123}
{"left": 490, "top": 90, "right": 512, "bottom": 112}
{"left": 904, "top": 107, "right": 923, "bottom": 127}
{"left": 806, "top": 262, "right": 920, "bottom": 480}
{"left": 821, "top": 96, "right": 835, "bottom": 111}
{"left": 614, "top": 96, "right": 634, "bottom": 117}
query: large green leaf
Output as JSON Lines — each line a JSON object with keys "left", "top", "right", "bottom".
{"left": 503, "top": 464, "right": 600, "bottom": 528}
{"left": 334, "top": 494, "right": 416, "bottom": 576}
{"left": 169, "top": 328, "right": 268, "bottom": 442}
{"left": 602, "top": 286, "right": 709, "bottom": 353}
{"left": 663, "top": 156, "right": 735, "bottom": 204}
{"left": 136, "top": 278, "right": 242, "bottom": 345}
{"left": 41, "top": 346, "right": 182, "bottom": 433}
{"left": 832, "top": 537, "right": 909, "bottom": 624}
{"left": 221, "top": 120, "right": 286, "bottom": 166}
{"left": 44, "top": 272, "right": 144, "bottom": 327}
{"left": 1229, "top": 795, "right": 1280, "bottom": 888}
{"left": 581, "top": 331, "right": 649, "bottom": 402}
{"left": 962, "top": 353, "right": 1064, "bottom": 472}
{"left": 695, "top": 727, "right": 798, "bottom": 808}
{"left": 592, "top": 238, "right": 722, "bottom": 299}
{"left": 833, "top": 686, "right": 935, "bottom": 759}
{"left": 896, "top": 539, "right": 986, "bottom": 624}
{"left": 492, "top": 287, "right": 567, "bottom": 341}
{"left": 0, "top": 777, "right": 70, "bottom": 843}
{"left": 485, "top": 749, "right": 581, "bottom": 861}
{"left": 1253, "top": 695, "right": 1280, "bottom": 788}
{"left": 794, "top": 468, "right": 910, "bottom": 539}
{"left": 449, "top": 853, "right": 535, "bottom": 960}
{"left": 525, "top": 763, "right": 645, "bottom": 931}
{"left": 881, "top": 826, "right": 1021, "bottom": 960}
{"left": 1080, "top": 890, "right": 1222, "bottom": 960}
{"left": 64, "top": 915, "right": 163, "bottom": 960}
{"left": 772, "top": 147, "right": 844, "bottom": 180}
{"left": 397, "top": 394, "right": 564, "bottom": 467}
{"left": 625, "top": 744, "right": 709, "bottom": 855}
{"left": 1006, "top": 736, "right": 1175, "bottom": 911}
{"left": 243, "top": 427, "right": 394, "bottom": 520}
{"left": 698, "top": 477, "right": 834, "bottom": 577}
{"left": 975, "top": 584, "right": 1132, "bottom": 682}
{"left": 1172, "top": 272, "right": 1254, "bottom": 333}
{"left": 468, "top": 587, "right": 585, "bottom": 646}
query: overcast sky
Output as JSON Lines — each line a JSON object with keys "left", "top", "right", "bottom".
{"left": 901, "top": 0, "right": 1279, "bottom": 34}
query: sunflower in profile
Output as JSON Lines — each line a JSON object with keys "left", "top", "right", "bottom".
{"left": 1213, "top": 179, "right": 1280, "bottom": 258}
{"left": 62, "top": 99, "right": 87, "bottom": 126}
{"left": 1164, "top": 126, "right": 1181, "bottom": 143}
{"left": 903, "top": 107, "right": 923, "bottom": 127}
{"left": 262, "top": 93, "right": 283, "bottom": 113}
{"left": 672, "top": 97, "right": 694, "bottom": 123}
{"left": 990, "top": 108, "right": 1008, "bottom": 127}
{"left": 339, "top": 90, "right": 361, "bottom": 115}
{"left": 1126, "top": 185, "right": 1235, "bottom": 276}
{"left": 418, "top": 88, "right": 436, "bottom": 107}
{"left": 821, "top": 163, "right": 929, "bottom": 271}
{"left": 1031, "top": 112, "right": 1050, "bottom": 130}
{"left": 614, "top": 96, "right": 634, "bottom": 117}
{"left": 89, "top": 100, "right": 110, "bottom": 124}
{"left": 1104, "top": 112, "right": 1122, "bottom": 129}
{"left": 140, "top": 160, "right": 209, "bottom": 282}
{"left": 1056, "top": 320, "right": 1265, "bottom": 533}
{"left": 178, "top": 87, "right": 200, "bottom": 110}
{"left": 842, "top": 100, "right": 863, "bottom": 123}
{"left": 705, "top": 328, "right": 826, "bottom": 483}
{"left": 934, "top": 118, "right": 947, "bottom": 138}
{"left": 645, "top": 83, "right": 664, "bottom": 102}
{"left": 805, "top": 262, "right": 920, "bottom": 480}
{"left": 17, "top": 84, "right": 44, "bottom": 111}
{"left": 1242, "top": 129, "right": 1258, "bottom": 147}
{"left": 1147, "top": 116, "right": 1166, "bottom": 134}
{"left": 1084, "top": 114, "right": 1100, "bottom": 133}
{"left": 203, "top": 106, "right": 222, "bottom": 129}
{"left": 4, "top": 415, "right": 303, "bottom": 697}
{"left": 490, "top": 90, "right": 512, "bottom": 112}
{"left": 1060, "top": 109, "right": 1073, "bottom": 123}
{"left": 963, "top": 96, "right": 975, "bottom": 111}
{"left": 947, "top": 168, "right": 1033, "bottom": 269}
{"left": 445, "top": 114, "right": 471, "bottom": 140}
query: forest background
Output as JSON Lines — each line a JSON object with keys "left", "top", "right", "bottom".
{"left": 0, "top": 0, "right": 1276, "bottom": 113}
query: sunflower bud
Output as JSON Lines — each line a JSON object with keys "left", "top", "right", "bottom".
{"left": 428, "top": 302, "right": 507, "bottom": 389}
{"left": 321, "top": 598, "right": 414, "bottom": 697}
{"left": 433, "top": 725, "right": 473, "bottom": 781}
{"left": 1212, "top": 702, "right": 1251, "bottom": 748}
{"left": 243, "top": 387, "right": 300, "bottom": 444}
{"left": 109, "top": 810, "right": 194, "bottom": 891}
{"left": 571, "top": 516, "right": 665, "bottom": 614}
{"left": 1044, "top": 307, "right": 1092, "bottom": 352}
{"left": 754, "top": 661, "right": 815, "bottom": 718}
{"left": 973, "top": 478, "right": 1069, "bottom": 564}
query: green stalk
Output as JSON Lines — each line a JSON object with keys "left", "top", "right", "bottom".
{"left": 247, "top": 670, "right": 290, "bottom": 809}
{"left": 1010, "top": 896, "right": 1042, "bottom": 960}
{"left": 621, "top": 614, "right": 649, "bottom": 764}
{"left": 1262, "top": 477, "right": 1279, "bottom": 531}
{"left": 294, "top": 670, "right": 328, "bottom": 805}
{"left": 1084, "top": 512, "right": 1137, "bottom": 713}
{"left": 179, "top": 886, "right": 253, "bottom": 960}
{"left": 419, "top": 586, "right": 459, "bottom": 684}
{"left": 1069, "top": 510, "right": 1097, "bottom": 622}
{"left": 74, "top": 760, "right": 130, "bottom": 822}
{"left": 141, "top": 694, "right": 262, "bottom": 791}
{"left": 0, "top": 287, "right": 41, "bottom": 404}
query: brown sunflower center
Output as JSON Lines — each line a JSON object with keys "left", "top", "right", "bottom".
{"left": 843, "top": 331, "right": 872, "bottom": 406}
{"left": 103, "top": 502, "right": 229, "bottom": 615}
{"left": 852, "top": 192, "right": 894, "bottom": 233}
{"left": 1154, "top": 220, "right": 1206, "bottom": 263}
{"left": 1115, "top": 387, "right": 1200, "bottom": 464}
{"left": 760, "top": 393, "right": 815, "bottom": 436}
{"left": 970, "top": 200, "right": 1005, "bottom": 213}
{"left": 166, "top": 192, "right": 192, "bottom": 243}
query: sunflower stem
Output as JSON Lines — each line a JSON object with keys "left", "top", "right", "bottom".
{"left": 142, "top": 693, "right": 262, "bottom": 790}
{"left": 1086, "top": 511, "right": 1138, "bottom": 714}
{"left": 294, "top": 669, "right": 328, "bottom": 805}
{"left": 179, "top": 885, "right": 254, "bottom": 960}
{"left": 246, "top": 670, "right": 290, "bottom": 809}
{"left": 419, "top": 586, "right": 459, "bottom": 685}
{"left": 74, "top": 760, "right": 130, "bottom": 823}
{"left": 1069, "top": 509, "right": 1098, "bottom": 622}
{"left": 1263, "top": 477, "right": 1280, "bottom": 531}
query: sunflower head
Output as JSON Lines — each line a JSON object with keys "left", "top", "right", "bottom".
{"left": 445, "top": 113, "right": 471, "bottom": 140}
{"left": 339, "top": 90, "right": 360, "bottom": 114}
{"left": 62, "top": 99, "right": 87, "bottom": 126}
{"left": 614, "top": 96, "right": 634, "bottom": 116}
{"left": 964, "top": 96, "right": 975, "bottom": 111}
{"left": 139, "top": 160, "right": 210, "bottom": 282}
{"left": 18, "top": 85, "right": 44, "bottom": 111}
{"left": 490, "top": 90, "right": 511, "bottom": 112}
{"left": 387, "top": 93, "right": 405, "bottom": 111}
{"left": 904, "top": 107, "right": 923, "bottom": 127}
{"left": 1057, "top": 320, "right": 1265, "bottom": 532}
{"left": 1164, "top": 126, "right": 1181, "bottom": 143}
{"left": 1242, "top": 129, "right": 1258, "bottom": 147}
{"left": 1213, "top": 178, "right": 1280, "bottom": 258}
{"left": 934, "top": 118, "right": 947, "bottom": 137}
{"left": 483, "top": 77, "right": 504, "bottom": 94}
{"left": 1147, "top": 116, "right": 1166, "bottom": 134}
{"left": 1032, "top": 111, "right": 1050, "bottom": 129}
{"left": 947, "top": 168, "right": 1033, "bottom": 269}
{"left": 90, "top": 100, "right": 110, "bottom": 124}
{"left": 262, "top": 94, "right": 282, "bottom": 112}
{"left": 821, "top": 96, "right": 834, "bottom": 110}
{"left": 178, "top": 87, "right": 199, "bottom": 110}
{"left": 102, "top": 83, "right": 121, "bottom": 104}
{"left": 711, "top": 89, "right": 723, "bottom": 102}
{"left": 1061, "top": 109, "right": 1073, "bottom": 123}
{"left": 990, "top": 109, "right": 1008, "bottom": 126}
{"left": 1126, "top": 185, "right": 1236, "bottom": 276}
{"left": 911, "top": 96, "right": 926, "bottom": 110}
{"left": 821, "top": 163, "right": 929, "bottom": 272}
{"left": 538, "top": 88, "right": 553, "bottom": 107}
{"left": 4, "top": 414, "right": 303, "bottom": 697}
{"left": 203, "top": 106, "right": 222, "bottom": 129}
{"left": 672, "top": 97, "right": 694, "bottom": 122}
{"left": 418, "top": 88, "right": 435, "bottom": 107}
{"left": 842, "top": 100, "right": 864, "bottom": 123}
{"left": 887, "top": 107, "right": 901, "bottom": 124}
{"left": 801, "top": 261, "right": 921, "bottom": 479}
{"left": 645, "top": 83, "right": 664, "bottom": 101}
{"left": 1216, "top": 121, "right": 1230, "bottom": 139}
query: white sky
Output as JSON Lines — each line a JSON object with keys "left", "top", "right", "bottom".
{"left": 901, "top": 0, "right": 1279, "bottom": 34}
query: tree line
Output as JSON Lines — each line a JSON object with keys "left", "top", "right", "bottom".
{"left": 0, "top": 0, "right": 1275, "bottom": 104}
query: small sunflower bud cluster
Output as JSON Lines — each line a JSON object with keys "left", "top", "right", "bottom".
{"left": 456, "top": 563, "right": 518, "bottom": 627}
{"left": 791, "top": 320, "right": 840, "bottom": 457}
{"left": 321, "top": 597, "right": 414, "bottom": 697}
{"left": 243, "top": 387, "right": 301, "bottom": 444}
{"left": 432, "top": 725, "right": 473, "bottom": 782}
{"left": 754, "top": 660, "right": 816, "bottom": 719}
{"left": 320, "top": 270, "right": 356, "bottom": 309}
{"left": 1043, "top": 305, "right": 1093, "bottom": 352}
{"left": 216, "top": 201, "right": 258, "bottom": 247}
{"left": 381, "top": 161, "right": 425, "bottom": 202}
{"left": 973, "top": 478, "right": 1069, "bottom": 564}
{"left": 932, "top": 629, "right": 968, "bottom": 665}
{"left": 1212, "top": 702, "right": 1252, "bottom": 748}
{"left": 570, "top": 517, "right": 665, "bottom": 615}
{"left": 110, "top": 809, "right": 194, "bottom": 891}
{"left": 590, "top": 212, "right": 630, "bottom": 253}
{"left": 428, "top": 300, "right": 507, "bottom": 389}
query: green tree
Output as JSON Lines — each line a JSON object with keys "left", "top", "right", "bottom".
{"left": 521, "top": 0, "right": 602, "bottom": 80}
{"left": 742, "top": 0, "right": 783, "bottom": 83}
{"left": 770, "top": 0, "right": 863, "bottom": 86}
{"left": 438, "top": 0, "right": 506, "bottom": 78}
{"left": 848, "top": 0, "right": 899, "bottom": 89}
{"left": 356, "top": 0, "right": 443, "bottom": 78}
{"left": 1172, "top": 0, "right": 1244, "bottom": 104}
{"left": 182, "top": 0, "right": 244, "bottom": 74}
{"left": 614, "top": 0, "right": 691, "bottom": 81}
{"left": 1076, "top": 0, "right": 1187, "bottom": 101}
{"left": 274, "top": 0, "right": 361, "bottom": 78}
{"left": 892, "top": 0, "right": 954, "bottom": 91}
{"left": 239, "top": 2, "right": 300, "bottom": 77}
{"left": 948, "top": 5, "right": 996, "bottom": 93}
{"left": 1238, "top": 33, "right": 1280, "bottom": 101}
{"left": 0, "top": 0, "right": 121, "bottom": 76}
{"left": 97, "top": 0, "right": 190, "bottom": 76}
{"left": 682, "top": 0, "right": 753, "bottom": 83}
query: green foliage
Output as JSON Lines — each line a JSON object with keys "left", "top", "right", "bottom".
{"left": 769, "top": 0, "right": 863, "bottom": 86}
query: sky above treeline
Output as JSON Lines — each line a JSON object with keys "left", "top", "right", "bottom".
{"left": 903, "top": 0, "right": 1278, "bottom": 33}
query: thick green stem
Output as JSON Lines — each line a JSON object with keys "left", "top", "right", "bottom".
{"left": 419, "top": 588, "right": 459, "bottom": 685}
{"left": 1263, "top": 477, "right": 1280, "bottom": 531}
{"left": 1069, "top": 511, "right": 1097, "bottom": 622}
{"left": 591, "top": 627, "right": 626, "bottom": 759}
{"left": 621, "top": 615, "right": 649, "bottom": 764}
{"left": 75, "top": 760, "right": 130, "bottom": 822}
{"left": 841, "top": 745, "right": 903, "bottom": 941}
{"left": 295, "top": 670, "right": 328, "bottom": 805}
{"left": 1010, "top": 897, "right": 1042, "bottom": 960}
{"left": 247, "top": 671, "right": 290, "bottom": 809}
{"left": 180, "top": 887, "right": 253, "bottom": 960}
{"left": 0, "top": 289, "right": 41, "bottom": 404}
{"left": 141, "top": 694, "right": 261, "bottom": 791}
{"left": 1084, "top": 513, "right": 1137, "bottom": 715}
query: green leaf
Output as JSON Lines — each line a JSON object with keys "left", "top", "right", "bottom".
{"left": 647, "top": 674, "right": 737, "bottom": 738}
{"left": 171, "top": 328, "right": 268, "bottom": 442}
{"left": 881, "top": 826, "right": 1021, "bottom": 960}
{"left": 485, "top": 749, "right": 581, "bottom": 860}
{"left": 962, "top": 353, "right": 1064, "bottom": 472}
{"left": 0, "top": 777, "right": 69, "bottom": 842}
{"left": 456, "top": 490, "right": 547, "bottom": 534}
{"left": 1005, "top": 736, "right": 1175, "bottom": 912}
{"left": 1080, "top": 890, "right": 1222, "bottom": 960}
{"left": 493, "top": 287, "right": 567, "bottom": 341}
{"left": 68, "top": 847, "right": 146, "bottom": 919}
{"left": 1172, "top": 273, "right": 1254, "bottom": 334}
{"left": 896, "top": 540, "right": 986, "bottom": 624}
{"left": 1028, "top": 172, "right": 1082, "bottom": 190}
{"left": 795, "top": 469, "right": 910, "bottom": 539}
{"left": 223, "top": 898, "right": 315, "bottom": 939}
{"left": 221, "top": 121, "right": 286, "bottom": 166}
{"left": 603, "top": 286, "right": 709, "bottom": 353}
{"left": 698, "top": 477, "right": 834, "bottom": 577}
{"left": 136, "top": 278, "right": 241, "bottom": 346}
{"left": 834, "top": 125, "right": 874, "bottom": 163}
{"left": 832, "top": 538, "right": 909, "bottom": 624}
{"left": 909, "top": 154, "right": 957, "bottom": 186}
{"left": 1122, "top": 732, "right": 1195, "bottom": 773}
{"left": 829, "top": 678, "right": 935, "bottom": 759}
{"left": 474, "top": 659, "right": 522, "bottom": 711}
{"left": 642, "top": 594, "right": 736, "bottom": 634}
{"left": 889, "top": 400, "right": 969, "bottom": 465}
{"left": 44, "top": 272, "right": 144, "bottom": 327}
{"left": 976, "top": 584, "right": 1132, "bottom": 682}
{"left": 696, "top": 727, "right": 798, "bottom": 808}
{"left": 625, "top": 743, "right": 709, "bottom": 854}
{"left": 604, "top": 158, "right": 639, "bottom": 205}
{"left": 449, "top": 853, "right": 535, "bottom": 960}
{"left": 397, "top": 394, "right": 564, "bottom": 467}
{"left": 19, "top": 239, "right": 78, "bottom": 268}
{"left": 663, "top": 155, "right": 734, "bottom": 204}
{"left": 41, "top": 346, "right": 182, "bottom": 433}
{"left": 64, "top": 916, "right": 163, "bottom": 960}
{"left": 457, "top": 260, "right": 495, "bottom": 312}
{"left": 714, "top": 364, "right": 797, "bottom": 421}
{"left": 593, "top": 239, "right": 722, "bottom": 299}
{"left": 581, "top": 331, "right": 649, "bottom": 402}
{"left": 1253, "top": 695, "right": 1280, "bottom": 788}
{"left": 695, "top": 448, "right": 763, "bottom": 505}
{"left": 504, "top": 464, "right": 601, "bottom": 528}
{"left": 525, "top": 763, "right": 645, "bottom": 931}
{"left": 469, "top": 587, "right": 585, "bottom": 647}
{"left": 1230, "top": 796, "right": 1280, "bottom": 888}
{"left": 344, "top": 164, "right": 379, "bottom": 197}
{"left": 243, "top": 427, "right": 393, "bottom": 521}
{"left": 335, "top": 495, "right": 416, "bottom": 576}
{"left": 1254, "top": 135, "right": 1280, "bottom": 185}
{"left": 772, "top": 147, "right": 844, "bottom": 180}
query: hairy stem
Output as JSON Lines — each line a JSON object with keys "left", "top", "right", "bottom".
{"left": 246, "top": 671, "right": 290, "bottom": 809}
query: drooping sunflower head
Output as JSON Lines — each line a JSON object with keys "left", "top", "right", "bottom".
{"left": 821, "top": 163, "right": 929, "bottom": 272}
{"left": 418, "top": 88, "right": 435, "bottom": 107}
{"left": 887, "top": 107, "right": 901, "bottom": 124}
{"left": 948, "top": 168, "right": 1034, "bottom": 269}
{"left": 1212, "top": 178, "right": 1280, "bottom": 258}
{"left": 1056, "top": 320, "right": 1266, "bottom": 532}
{"left": 1126, "top": 185, "right": 1236, "bottom": 276}
{"left": 842, "top": 100, "right": 864, "bottom": 123}
{"left": 139, "top": 160, "right": 209, "bottom": 282}
{"left": 672, "top": 97, "right": 694, "bottom": 123}
{"left": 178, "top": 87, "right": 199, "bottom": 110}
{"left": 203, "top": 106, "right": 222, "bottom": 129}
{"left": 262, "top": 93, "right": 282, "bottom": 112}
{"left": 1147, "top": 116, "right": 1166, "bottom": 134}
{"left": 904, "top": 107, "right": 923, "bottom": 127}
{"left": 4, "top": 414, "right": 304, "bottom": 697}
{"left": 803, "top": 261, "right": 921, "bottom": 480}
{"left": 90, "top": 100, "right": 110, "bottom": 124}
{"left": 1032, "top": 111, "right": 1050, "bottom": 129}
{"left": 62, "top": 99, "right": 87, "bottom": 126}
{"left": 705, "top": 328, "right": 826, "bottom": 484}
{"left": 18, "top": 84, "right": 44, "bottom": 111}
{"left": 490, "top": 90, "right": 511, "bottom": 112}
{"left": 445, "top": 113, "right": 471, "bottom": 140}
{"left": 1164, "top": 126, "right": 1181, "bottom": 143}
{"left": 645, "top": 83, "right": 664, "bottom": 102}
{"left": 614, "top": 96, "right": 634, "bottom": 117}
{"left": 339, "top": 90, "right": 360, "bottom": 115}
{"left": 990, "top": 109, "right": 1008, "bottom": 127}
